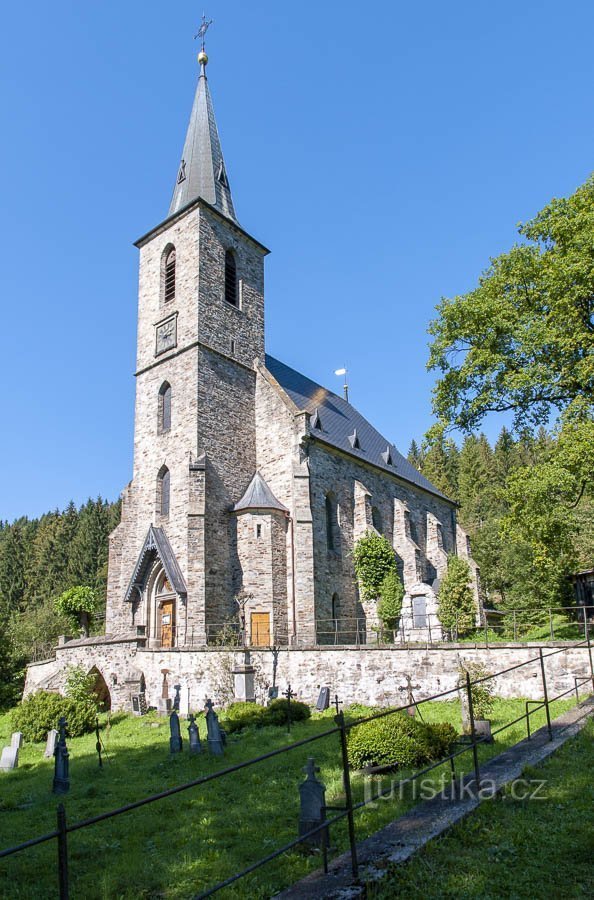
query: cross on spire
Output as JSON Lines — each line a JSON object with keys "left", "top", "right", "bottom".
{"left": 195, "top": 13, "right": 213, "bottom": 51}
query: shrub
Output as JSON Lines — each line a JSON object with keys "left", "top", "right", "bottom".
{"left": 457, "top": 662, "right": 495, "bottom": 719}
{"left": 378, "top": 570, "right": 405, "bottom": 630}
{"left": 264, "top": 698, "right": 311, "bottom": 726}
{"left": 12, "top": 690, "right": 97, "bottom": 743}
{"left": 221, "top": 698, "right": 311, "bottom": 733}
{"left": 438, "top": 556, "right": 476, "bottom": 636}
{"left": 64, "top": 665, "right": 100, "bottom": 709}
{"left": 353, "top": 531, "right": 398, "bottom": 601}
{"left": 347, "top": 712, "right": 458, "bottom": 769}
{"left": 221, "top": 702, "right": 265, "bottom": 734}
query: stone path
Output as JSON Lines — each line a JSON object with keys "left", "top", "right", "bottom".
{"left": 279, "top": 695, "right": 594, "bottom": 899}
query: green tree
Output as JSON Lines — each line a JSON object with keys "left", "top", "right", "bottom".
{"left": 407, "top": 439, "right": 424, "bottom": 470}
{"left": 420, "top": 435, "right": 459, "bottom": 500}
{"left": 437, "top": 556, "right": 476, "bottom": 635}
{"left": 55, "top": 586, "right": 100, "bottom": 637}
{"left": 428, "top": 175, "right": 594, "bottom": 435}
{"left": 378, "top": 570, "right": 405, "bottom": 630}
{"left": 353, "top": 531, "right": 398, "bottom": 601}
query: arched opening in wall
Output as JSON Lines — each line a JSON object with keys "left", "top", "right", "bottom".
{"left": 155, "top": 569, "right": 176, "bottom": 648}
{"left": 224, "top": 249, "right": 238, "bottom": 306}
{"left": 88, "top": 666, "right": 111, "bottom": 711}
{"left": 325, "top": 492, "right": 340, "bottom": 554}
{"left": 372, "top": 506, "right": 383, "bottom": 533}
{"left": 158, "top": 382, "right": 172, "bottom": 433}
{"left": 157, "top": 465, "right": 170, "bottom": 517}
{"left": 162, "top": 245, "right": 176, "bottom": 304}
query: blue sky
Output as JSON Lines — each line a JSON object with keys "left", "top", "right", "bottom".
{"left": 2, "top": 0, "right": 593, "bottom": 521}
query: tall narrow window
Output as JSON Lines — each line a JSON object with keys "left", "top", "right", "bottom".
{"left": 158, "top": 382, "right": 172, "bottom": 433}
{"left": 325, "top": 492, "right": 340, "bottom": 553}
{"left": 164, "top": 248, "right": 176, "bottom": 303}
{"left": 372, "top": 506, "right": 383, "bottom": 533}
{"left": 224, "top": 249, "right": 237, "bottom": 306}
{"left": 158, "top": 466, "right": 170, "bottom": 517}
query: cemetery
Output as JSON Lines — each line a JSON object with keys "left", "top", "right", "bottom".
{"left": 0, "top": 648, "right": 592, "bottom": 897}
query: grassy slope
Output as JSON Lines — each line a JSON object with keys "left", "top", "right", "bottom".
{"left": 370, "top": 718, "right": 594, "bottom": 900}
{"left": 0, "top": 698, "right": 576, "bottom": 899}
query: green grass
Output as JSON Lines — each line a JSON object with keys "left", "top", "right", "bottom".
{"left": 369, "top": 717, "right": 594, "bottom": 899}
{"left": 0, "top": 697, "right": 578, "bottom": 899}
{"left": 457, "top": 614, "right": 586, "bottom": 644}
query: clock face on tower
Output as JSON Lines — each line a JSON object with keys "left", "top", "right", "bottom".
{"left": 155, "top": 315, "right": 177, "bottom": 356}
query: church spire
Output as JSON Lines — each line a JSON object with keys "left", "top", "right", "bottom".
{"left": 168, "top": 27, "right": 238, "bottom": 223}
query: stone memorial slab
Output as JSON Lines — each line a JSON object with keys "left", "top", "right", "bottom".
{"left": 11, "top": 732, "right": 23, "bottom": 751}
{"left": 44, "top": 729, "right": 59, "bottom": 758}
{"left": 299, "top": 757, "right": 328, "bottom": 847}
{"left": 169, "top": 711, "right": 183, "bottom": 753}
{"left": 0, "top": 746, "right": 18, "bottom": 771}
{"left": 315, "top": 687, "right": 330, "bottom": 712}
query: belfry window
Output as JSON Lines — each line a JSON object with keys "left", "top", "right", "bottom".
{"left": 158, "top": 466, "right": 170, "bottom": 517}
{"left": 164, "top": 248, "right": 176, "bottom": 303}
{"left": 158, "top": 382, "right": 172, "bottom": 433}
{"left": 224, "top": 249, "right": 238, "bottom": 306}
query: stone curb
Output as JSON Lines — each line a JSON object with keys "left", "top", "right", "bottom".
{"left": 278, "top": 695, "right": 594, "bottom": 899}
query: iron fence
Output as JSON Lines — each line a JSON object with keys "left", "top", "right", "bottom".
{"left": 1, "top": 635, "right": 593, "bottom": 898}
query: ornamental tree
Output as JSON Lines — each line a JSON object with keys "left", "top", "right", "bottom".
{"left": 54, "top": 586, "right": 99, "bottom": 638}
{"left": 377, "top": 570, "right": 405, "bottom": 630}
{"left": 353, "top": 531, "right": 398, "bottom": 601}
{"left": 437, "top": 557, "right": 476, "bottom": 636}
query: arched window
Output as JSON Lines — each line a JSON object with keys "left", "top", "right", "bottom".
{"left": 224, "top": 249, "right": 238, "bottom": 306}
{"left": 163, "top": 247, "right": 176, "bottom": 303}
{"left": 158, "top": 382, "right": 171, "bottom": 433}
{"left": 372, "top": 506, "right": 383, "bottom": 533}
{"left": 158, "top": 466, "right": 170, "bottom": 517}
{"left": 325, "top": 492, "right": 340, "bottom": 553}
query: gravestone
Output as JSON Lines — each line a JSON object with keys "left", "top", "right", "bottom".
{"left": 11, "top": 732, "right": 24, "bottom": 751}
{"left": 173, "top": 684, "right": 181, "bottom": 712}
{"left": 232, "top": 650, "right": 256, "bottom": 703}
{"left": 205, "top": 699, "right": 225, "bottom": 756}
{"left": 315, "top": 687, "right": 330, "bottom": 712}
{"left": 44, "top": 729, "right": 59, "bottom": 758}
{"left": 53, "top": 717, "right": 70, "bottom": 794}
{"left": 158, "top": 669, "right": 172, "bottom": 716}
{"left": 298, "top": 757, "right": 328, "bottom": 847}
{"left": 0, "top": 746, "right": 18, "bottom": 771}
{"left": 188, "top": 714, "right": 202, "bottom": 754}
{"left": 169, "top": 711, "right": 183, "bottom": 754}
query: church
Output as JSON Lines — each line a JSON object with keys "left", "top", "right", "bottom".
{"left": 26, "top": 39, "right": 479, "bottom": 709}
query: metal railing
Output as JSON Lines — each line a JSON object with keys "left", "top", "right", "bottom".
{"left": 1, "top": 636, "right": 593, "bottom": 899}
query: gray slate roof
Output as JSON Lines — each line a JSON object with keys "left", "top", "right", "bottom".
{"left": 124, "top": 526, "right": 187, "bottom": 602}
{"left": 233, "top": 471, "right": 289, "bottom": 513}
{"left": 264, "top": 355, "right": 449, "bottom": 501}
{"left": 168, "top": 67, "right": 237, "bottom": 223}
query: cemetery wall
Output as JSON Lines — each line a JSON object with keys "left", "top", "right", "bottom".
{"left": 24, "top": 642, "right": 592, "bottom": 712}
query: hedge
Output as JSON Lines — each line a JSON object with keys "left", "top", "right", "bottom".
{"left": 347, "top": 711, "right": 457, "bottom": 769}
{"left": 11, "top": 691, "right": 98, "bottom": 743}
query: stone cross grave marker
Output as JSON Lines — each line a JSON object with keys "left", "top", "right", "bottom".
{"left": 44, "top": 729, "right": 59, "bottom": 758}
{"left": 205, "top": 699, "right": 225, "bottom": 756}
{"left": 0, "top": 746, "right": 18, "bottom": 771}
{"left": 299, "top": 757, "right": 328, "bottom": 847}
{"left": 188, "top": 714, "right": 202, "bottom": 754}
{"left": 173, "top": 684, "right": 181, "bottom": 712}
{"left": 52, "top": 717, "right": 70, "bottom": 795}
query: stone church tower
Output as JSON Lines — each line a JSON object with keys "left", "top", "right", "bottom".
{"left": 103, "top": 44, "right": 481, "bottom": 653}
{"left": 105, "top": 49, "right": 270, "bottom": 647}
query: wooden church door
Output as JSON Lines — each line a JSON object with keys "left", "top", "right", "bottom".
{"left": 160, "top": 599, "right": 175, "bottom": 648}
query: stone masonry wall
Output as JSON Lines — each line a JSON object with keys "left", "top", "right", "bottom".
{"left": 26, "top": 641, "right": 592, "bottom": 712}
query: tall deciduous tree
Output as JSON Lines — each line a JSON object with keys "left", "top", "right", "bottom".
{"left": 428, "top": 175, "right": 594, "bottom": 435}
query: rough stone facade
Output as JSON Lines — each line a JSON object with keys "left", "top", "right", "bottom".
{"left": 25, "top": 642, "right": 592, "bottom": 711}
{"left": 27, "top": 53, "right": 486, "bottom": 704}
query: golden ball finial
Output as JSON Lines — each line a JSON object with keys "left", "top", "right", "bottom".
{"left": 198, "top": 50, "right": 208, "bottom": 67}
